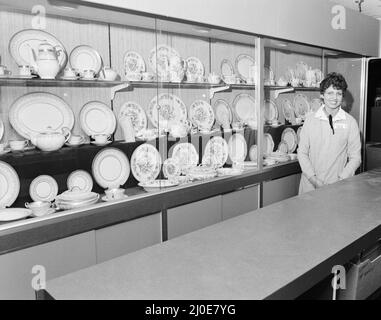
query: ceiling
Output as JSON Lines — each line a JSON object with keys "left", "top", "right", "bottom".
{"left": 331, "top": 0, "right": 381, "bottom": 19}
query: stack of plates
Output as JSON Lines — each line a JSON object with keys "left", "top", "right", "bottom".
{"left": 55, "top": 189, "right": 99, "bottom": 210}
{"left": 187, "top": 165, "right": 217, "bottom": 181}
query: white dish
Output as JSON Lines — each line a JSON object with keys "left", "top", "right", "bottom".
{"left": 29, "top": 175, "right": 58, "bottom": 202}
{"left": 220, "top": 59, "right": 234, "bottom": 77}
{"left": 138, "top": 179, "right": 178, "bottom": 192}
{"left": 9, "top": 92, "right": 74, "bottom": 140}
{"left": 67, "top": 170, "right": 93, "bottom": 193}
{"left": 92, "top": 147, "right": 130, "bottom": 189}
{"left": 119, "top": 101, "right": 147, "bottom": 135}
{"left": 124, "top": 51, "right": 146, "bottom": 74}
{"left": 189, "top": 100, "right": 215, "bottom": 130}
{"left": 228, "top": 133, "right": 247, "bottom": 163}
{"left": 30, "top": 208, "right": 55, "bottom": 218}
{"left": 79, "top": 101, "right": 116, "bottom": 136}
{"left": 213, "top": 99, "right": 232, "bottom": 127}
{"left": 147, "top": 93, "right": 187, "bottom": 130}
{"left": 91, "top": 140, "right": 112, "bottom": 146}
{"left": 263, "top": 133, "right": 274, "bottom": 155}
{"left": 130, "top": 143, "right": 162, "bottom": 183}
{"left": 217, "top": 167, "right": 243, "bottom": 176}
{"left": 162, "top": 157, "right": 181, "bottom": 179}
{"left": 281, "top": 128, "right": 298, "bottom": 153}
{"left": 248, "top": 145, "right": 258, "bottom": 161}
{"left": 0, "top": 148, "right": 11, "bottom": 155}
{"left": 9, "top": 29, "right": 67, "bottom": 70}
{"left": 310, "top": 98, "right": 322, "bottom": 112}
{"left": 277, "top": 140, "right": 289, "bottom": 154}
{"left": 264, "top": 99, "right": 279, "bottom": 122}
{"left": 186, "top": 56, "right": 204, "bottom": 78}
{"left": 0, "top": 208, "right": 32, "bottom": 221}
{"left": 281, "top": 99, "right": 295, "bottom": 122}
{"left": 202, "top": 136, "right": 229, "bottom": 168}
{"left": 235, "top": 54, "right": 255, "bottom": 82}
{"left": 55, "top": 195, "right": 99, "bottom": 210}
{"left": 171, "top": 142, "right": 199, "bottom": 174}
{"left": 69, "top": 45, "right": 103, "bottom": 75}
{"left": 232, "top": 93, "right": 257, "bottom": 123}
{"left": 0, "top": 161, "right": 20, "bottom": 208}
{"left": 0, "top": 118, "right": 4, "bottom": 141}
{"left": 293, "top": 94, "right": 310, "bottom": 119}
{"left": 148, "top": 44, "right": 180, "bottom": 78}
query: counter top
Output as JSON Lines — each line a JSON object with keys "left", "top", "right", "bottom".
{"left": 46, "top": 168, "right": 381, "bottom": 300}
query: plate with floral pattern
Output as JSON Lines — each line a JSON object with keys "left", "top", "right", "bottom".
{"left": 281, "top": 99, "right": 295, "bottom": 122}
{"left": 232, "top": 93, "right": 257, "bottom": 123}
{"left": 148, "top": 44, "right": 180, "bottom": 78}
{"left": 189, "top": 100, "right": 215, "bottom": 130}
{"left": 213, "top": 99, "right": 232, "bottom": 127}
{"left": 124, "top": 51, "right": 146, "bottom": 74}
{"left": 202, "top": 136, "right": 228, "bottom": 168}
{"left": 293, "top": 94, "right": 310, "bottom": 119}
{"left": 119, "top": 101, "right": 147, "bottom": 135}
{"left": 130, "top": 143, "right": 162, "bottom": 183}
{"left": 281, "top": 128, "right": 298, "bottom": 153}
{"left": 185, "top": 56, "right": 204, "bottom": 78}
{"left": 171, "top": 142, "right": 199, "bottom": 174}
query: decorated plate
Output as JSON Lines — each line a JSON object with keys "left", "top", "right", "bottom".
{"left": 277, "top": 140, "right": 289, "bottom": 154}
{"left": 213, "top": 99, "right": 232, "bottom": 127}
{"left": 249, "top": 145, "right": 258, "bottom": 161}
{"left": 124, "top": 51, "right": 146, "bottom": 74}
{"left": 0, "top": 161, "right": 20, "bottom": 208}
{"left": 69, "top": 45, "right": 103, "bottom": 75}
{"left": 264, "top": 99, "right": 279, "bottom": 122}
{"left": 0, "top": 208, "right": 32, "bottom": 222}
{"left": 148, "top": 44, "right": 180, "bottom": 78}
{"left": 9, "top": 92, "right": 74, "bottom": 140}
{"left": 263, "top": 133, "right": 274, "bottom": 155}
{"left": 235, "top": 54, "right": 255, "bottom": 82}
{"left": 228, "top": 133, "right": 247, "bottom": 163}
{"left": 130, "top": 143, "right": 162, "bottom": 183}
{"left": 310, "top": 98, "right": 322, "bottom": 112}
{"left": 9, "top": 29, "right": 67, "bottom": 70}
{"left": 281, "top": 99, "right": 295, "bottom": 122}
{"left": 171, "top": 142, "right": 199, "bottom": 174}
{"left": 202, "top": 136, "right": 228, "bottom": 168}
{"left": 281, "top": 128, "right": 298, "bottom": 153}
{"left": 232, "top": 93, "right": 257, "bottom": 123}
{"left": 67, "top": 170, "right": 93, "bottom": 193}
{"left": 186, "top": 56, "right": 204, "bottom": 78}
{"left": 0, "top": 118, "right": 4, "bottom": 141}
{"left": 148, "top": 93, "right": 187, "bottom": 130}
{"left": 293, "top": 94, "right": 310, "bottom": 119}
{"left": 29, "top": 175, "right": 58, "bottom": 202}
{"left": 162, "top": 157, "right": 181, "bottom": 179}
{"left": 295, "top": 61, "right": 308, "bottom": 80}
{"left": 220, "top": 59, "right": 234, "bottom": 77}
{"left": 138, "top": 179, "right": 178, "bottom": 192}
{"left": 92, "top": 147, "right": 130, "bottom": 189}
{"left": 79, "top": 101, "right": 116, "bottom": 136}
{"left": 189, "top": 100, "right": 215, "bottom": 130}
{"left": 119, "top": 101, "right": 147, "bottom": 135}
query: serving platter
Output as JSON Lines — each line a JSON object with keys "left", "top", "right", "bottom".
{"left": 189, "top": 100, "right": 215, "bottom": 130}
{"left": 235, "top": 54, "right": 255, "bottom": 82}
{"left": 281, "top": 128, "right": 298, "bottom": 153}
{"left": 124, "top": 51, "right": 146, "bottom": 74}
{"left": 264, "top": 99, "right": 279, "bottom": 122}
{"left": 92, "top": 147, "right": 130, "bottom": 189}
{"left": 9, "top": 29, "right": 67, "bottom": 70}
{"left": 0, "top": 208, "right": 32, "bottom": 222}
{"left": 79, "top": 101, "right": 116, "bottom": 136}
{"left": 130, "top": 143, "right": 162, "bottom": 183}
{"left": 69, "top": 45, "right": 103, "bottom": 75}
{"left": 119, "top": 101, "right": 147, "bottom": 136}
{"left": 213, "top": 99, "right": 232, "bottom": 128}
{"left": 0, "top": 161, "right": 20, "bottom": 208}
{"left": 186, "top": 56, "right": 204, "bottom": 78}
{"left": 67, "top": 170, "right": 93, "bottom": 193}
{"left": 232, "top": 93, "right": 256, "bottom": 123}
{"left": 202, "top": 136, "right": 228, "bottom": 168}
{"left": 9, "top": 92, "right": 74, "bottom": 140}
{"left": 293, "top": 94, "right": 310, "bottom": 119}
{"left": 228, "top": 133, "right": 247, "bottom": 163}
{"left": 148, "top": 93, "right": 187, "bottom": 130}
{"left": 171, "top": 142, "right": 199, "bottom": 174}
{"left": 148, "top": 44, "right": 180, "bottom": 78}
{"left": 29, "top": 175, "right": 58, "bottom": 202}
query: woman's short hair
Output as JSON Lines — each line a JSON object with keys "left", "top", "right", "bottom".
{"left": 320, "top": 72, "right": 348, "bottom": 94}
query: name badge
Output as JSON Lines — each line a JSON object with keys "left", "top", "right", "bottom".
{"left": 334, "top": 123, "right": 347, "bottom": 130}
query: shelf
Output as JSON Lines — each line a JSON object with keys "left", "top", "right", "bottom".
{"left": 0, "top": 78, "right": 125, "bottom": 87}
{"left": 265, "top": 85, "right": 320, "bottom": 91}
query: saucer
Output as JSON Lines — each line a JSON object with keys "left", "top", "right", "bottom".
{"left": 91, "top": 140, "right": 112, "bottom": 146}
{"left": 0, "top": 148, "right": 11, "bottom": 155}
{"left": 31, "top": 208, "right": 56, "bottom": 218}
{"left": 101, "top": 195, "right": 128, "bottom": 202}
{"left": 65, "top": 142, "right": 84, "bottom": 147}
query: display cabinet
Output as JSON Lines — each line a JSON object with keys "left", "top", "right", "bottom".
{"left": 0, "top": 1, "right": 364, "bottom": 254}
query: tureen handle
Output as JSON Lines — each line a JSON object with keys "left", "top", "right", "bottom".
{"left": 61, "top": 127, "right": 71, "bottom": 142}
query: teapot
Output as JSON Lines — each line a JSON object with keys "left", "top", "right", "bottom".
{"left": 29, "top": 41, "right": 64, "bottom": 79}
{"left": 30, "top": 126, "right": 71, "bottom": 151}
{"left": 99, "top": 67, "right": 119, "bottom": 81}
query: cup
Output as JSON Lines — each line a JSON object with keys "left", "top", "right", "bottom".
{"left": 63, "top": 67, "right": 77, "bottom": 78}
{"left": 92, "top": 134, "right": 111, "bottom": 144}
{"left": 19, "top": 65, "right": 32, "bottom": 76}
{"left": 142, "top": 72, "right": 155, "bottom": 81}
{"left": 208, "top": 73, "right": 221, "bottom": 84}
{"left": 82, "top": 69, "right": 96, "bottom": 79}
{"left": 25, "top": 201, "right": 52, "bottom": 217}
{"left": 9, "top": 140, "right": 29, "bottom": 151}
{"left": 68, "top": 134, "right": 84, "bottom": 145}
{"left": 105, "top": 187, "right": 125, "bottom": 201}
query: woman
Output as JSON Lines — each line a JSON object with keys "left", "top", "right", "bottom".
{"left": 297, "top": 72, "right": 361, "bottom": 194}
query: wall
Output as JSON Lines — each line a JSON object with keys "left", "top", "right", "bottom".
{"left": 75, "top": 0, "right": 380, "bottom": 56}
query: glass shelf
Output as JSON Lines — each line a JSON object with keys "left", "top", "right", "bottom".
{"left": 265, "top": 85, "right": 320, "bottom": 91}
{"left": 0, "top": 77, "right": 124, "bottom": 87}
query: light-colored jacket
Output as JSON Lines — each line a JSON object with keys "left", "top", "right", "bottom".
{"left": 297, "top": 105, "right": 361, "bottom": 194}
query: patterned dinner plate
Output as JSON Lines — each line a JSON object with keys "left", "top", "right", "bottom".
{"left": 119, "top": 101, "right": 147, "bottom": 135}
{"left": 130, "top": 143, "right": 162, "bottom": 183}
{"left": 189, "top": 100, "right": 215, "bottom": 130}
{"left": 281, "top": 128, "right": 298, "bottom": 153}
{"left": 202, "top": 136, "right": 229, "bottom": 168}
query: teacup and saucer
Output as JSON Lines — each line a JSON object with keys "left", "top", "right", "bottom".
{"left": 66, "top": 134, "right": 85, "bottom": 147}
{"left": 102, "top": 187, "right": 126, "bottom": 201}
{"left": 91, "top": 134, "right": 112, "bottom": 146}
{"left": 25, "top": 201, "right": 55, "bottom": 217}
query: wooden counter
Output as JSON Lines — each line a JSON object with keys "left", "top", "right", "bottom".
{"left": 45, "top": 168, "right": 381, "bottom": 300}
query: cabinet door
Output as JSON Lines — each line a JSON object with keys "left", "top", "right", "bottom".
{"left": 95, "top": 213, "right": 162, "bottom": 263}
{"left": 167, "top": 196, "right": 222, "bottom": 240}
{"left": 0, "top": 231, "right": 96, "bottom": 300}
{"left": 262, "top": 174, "right": 301, "bottom": 207}
{"left": 222, "top": 185, "right": 259, "bottom": 220}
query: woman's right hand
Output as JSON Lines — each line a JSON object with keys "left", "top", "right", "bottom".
{"left": 309, "top": 175, "right": 324, "bottom": 189}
